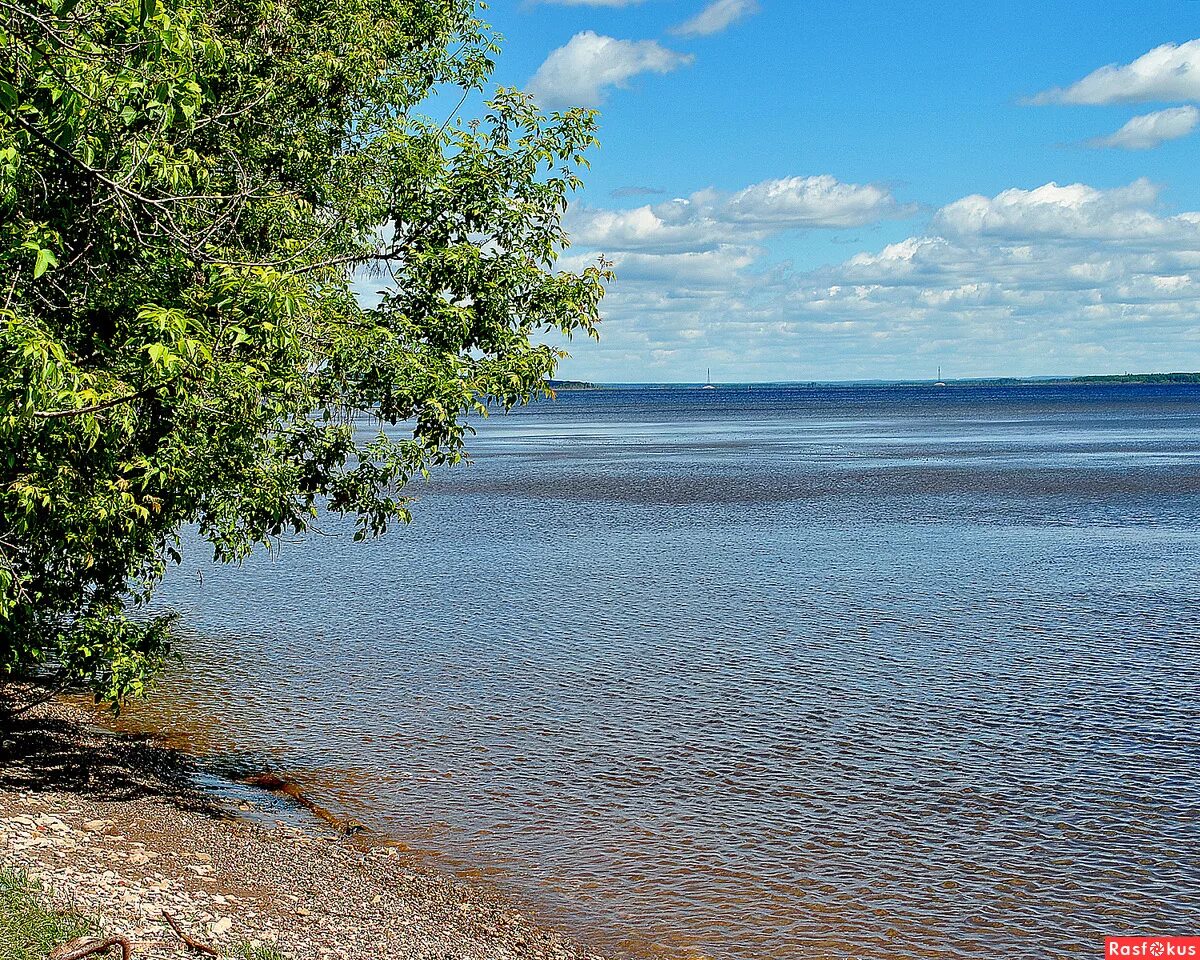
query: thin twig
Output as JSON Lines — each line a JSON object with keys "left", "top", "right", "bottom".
{"left": 32, "top": 381, "right": 169, "bottom": 419}
{"left": 51, "top": 937, "right": 132, "bottom": 960}
{"left": 162, "top": 911, "right": 219, "bottom": 957}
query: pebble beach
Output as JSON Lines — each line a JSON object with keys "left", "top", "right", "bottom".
{"left": 0, "top": 700, "right": 608, "bottom": 960}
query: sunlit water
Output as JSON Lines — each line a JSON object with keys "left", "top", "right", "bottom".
{"left": 130, "top": 384, "right": 1200, "bottom": 959}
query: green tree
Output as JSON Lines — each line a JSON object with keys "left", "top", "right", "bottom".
{"left": 0, "top": 0, "right": 608, "bottom": 704}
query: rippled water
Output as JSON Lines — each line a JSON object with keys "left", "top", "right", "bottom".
{"left": 130, "top": 384, "right": 1200, "bottom": 959}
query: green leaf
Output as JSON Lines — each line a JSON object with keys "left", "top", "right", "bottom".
{"left": 33, "top": 248, "right": 57, "bottom": 279}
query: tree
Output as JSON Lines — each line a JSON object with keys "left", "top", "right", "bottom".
{"left": 0, "top": 0, "right": 608, "bottom": 704}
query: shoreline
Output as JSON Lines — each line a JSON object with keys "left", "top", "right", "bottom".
{"left": 0, "top": 699, "right": 609, "bottom": 960}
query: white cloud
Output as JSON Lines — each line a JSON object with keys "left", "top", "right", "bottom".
{"left": 557, "top": 179, "right": 1200, "bottom": 381}
{"left": 604, "top": 246, "right": 761, "bottom": 286}
{"left": 786, "top": 183, "right": 1200, "bottom": 371}
{"left": 1087, "top": 106, "right": 1200, "bottom": 150}
{"left": 1032, "top": 39, "right": 1200, "bottom": 105}
{"left": 527, "top": 32, "right": 693, "bottom": 108}
{"left": 568, "top": 176, "right": 911, "bottom": 255}
{"left": 671, "top": 0, "right": 759, "bottom": 37}
{"left": 723, "top": 175, "right": 909, "bottom": 228}
{"left": 569, "top": 203, "right": 725, "bottom": 253}
{"left": 930, "top": 179, "right": 1191, "bottom": 242}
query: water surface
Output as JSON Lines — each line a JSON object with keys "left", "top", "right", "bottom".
{"left": 134, "top": 384, "right": 1200, "bottom": 959}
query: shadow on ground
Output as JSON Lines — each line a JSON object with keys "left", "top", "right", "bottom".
{"left": 0, "top": 702, "right": 217, "bottom": 811}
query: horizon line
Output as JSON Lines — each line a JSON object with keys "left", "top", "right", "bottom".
{"left": 551, "top": 370, "right": 1200, "bottom": 387}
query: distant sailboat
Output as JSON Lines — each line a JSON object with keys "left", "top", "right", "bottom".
{"left": 935, "top": 365, "right": 947, "bottom": 387}
{"left": 702, "top": 368, "right": 716, "bottom": 390}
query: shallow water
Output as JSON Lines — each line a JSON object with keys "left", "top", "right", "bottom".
{"left": 134, "top": 383, "right": 1200, "bottom": 959}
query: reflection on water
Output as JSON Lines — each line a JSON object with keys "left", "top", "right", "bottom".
{"left": 130, "top": 384, "right": 1200, "bottom": 959}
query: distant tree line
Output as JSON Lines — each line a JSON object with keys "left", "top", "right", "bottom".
{"left": 1069, "top": 373, "right": 1200, "bottom": 384}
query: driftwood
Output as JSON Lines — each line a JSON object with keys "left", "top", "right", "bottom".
{"left": 243, "top": 771, "right": 365, "bottom": 835}
{"left": 52, "top": 937, "right": 132, "bottom": 960}
{"left": 162, "top": 911, "right": 219, "bottom": 957}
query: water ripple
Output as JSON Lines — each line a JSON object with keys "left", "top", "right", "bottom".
{"left": 130, "top": 384, "right": 1200, "bottom": 959}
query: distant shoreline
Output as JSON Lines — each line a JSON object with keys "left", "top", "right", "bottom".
{"left": 546, "top": 379, "right": 599, "bottom": 390}
{"left": 550, "top": 372, "right": 1200, "bottom": 389}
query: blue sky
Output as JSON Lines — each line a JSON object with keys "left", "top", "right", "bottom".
{"left": 484, "top": 1, "right": 1200, "bottom": 381}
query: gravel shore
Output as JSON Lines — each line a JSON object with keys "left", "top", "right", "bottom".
{"left": 0, "top": 700, "right": 608, "bottom": 960}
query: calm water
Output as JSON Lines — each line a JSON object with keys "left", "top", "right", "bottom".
{"left": 134, "top": 384, "right": 1200, "bottom": 959}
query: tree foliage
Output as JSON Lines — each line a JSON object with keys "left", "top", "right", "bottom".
{"left": 0, "top": 0, "right": 608, "bottom": 702}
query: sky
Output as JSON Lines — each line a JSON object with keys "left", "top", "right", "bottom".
{"left": 477, "top": 1, "right": 1200, "bottom": 382}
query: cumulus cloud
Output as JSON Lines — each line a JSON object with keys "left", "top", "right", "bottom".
{"left": 570, "top": 202, "right": 727, "bottom": 253}
{"left": 1087, "top": 106, "right": 1200, "bottom": 149}
{"left": 527, "top": 32, "right": 693, "bottom": 108}
{"left": 671, "top": 0, "right": 760, "bottom": 37}
{"left": 781, "top": 182, "right": 1200, "bottom": 372}
{"left": 604, "top": 246, "right": 761, "bottom": 286}
{"left": 1032, "top": 39, "right": 1200, "bottom": 105}
{"left": 569, "top": 175, "right": 911, "bottom": 256}
{"left": 723, "top": 175, "right": 910, "bottom": 228}
{"left": 930, "top": 179, "right": 1186, "bottom": 241}
{"left": 558, "top": 178, "right": 1200, "bottom": 381}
